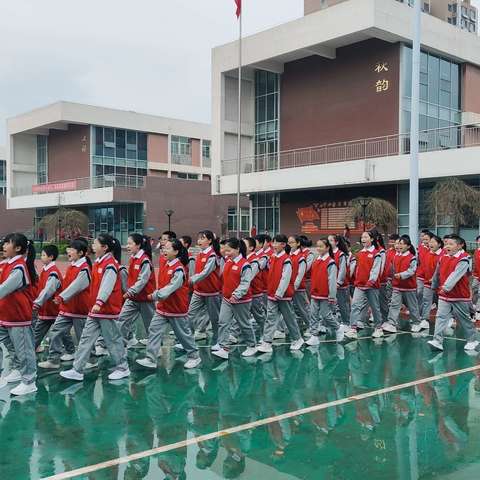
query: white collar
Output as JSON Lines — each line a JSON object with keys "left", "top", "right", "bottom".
{"left": 434, "top": 248, "right": 442, "bottom": 256}
{"left": 362, "top": 245, "right": 375, "bottom": 252}
{"left": 291, "top": 249, "right": 300, "bottom": 256}
{"left": 134, "top": 249, "right": 144, "bottom": 259}
{"left": 275, "top": 250, "right": 286, "bottom": 258}
{"left": 332, "top": 247, "right": 339, "bottom": 253}
{"left": 232, "top": 254, "right": 243, "bottom": 264}
{"left": 319, "top": 253, "right": 330, "bottom": 261}
{"left": 167, "top": 258, "right": 180, "bottom": 267}
{"left": 256, "top": 248, "right": 264, "bottom": 255}
{"left": 202, "top": 246, "right": 212, "bottom": 254}
{"left": 95, "top": 252, "right": 112, "bottom": 263}
{"left": 7, "top": 255, "right": 22, "bottom": 264}
{"left": 72, "top": 257, "right": 87, "bottom": 267}
{"left": 247, "top": 252, "right": 256, "bottom": 260}
{"left": 452, "top": 250, "right": 464, "bottom": 258}
{"left": 400, "top": 251, "right": 410, "bottom": 256}
{"left": 43, "top": 261, "right": 56, "bottom": 271}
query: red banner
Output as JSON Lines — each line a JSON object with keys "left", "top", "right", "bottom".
{"left": 235, "top": 0, "right": 241, "bottom": 18}
{"left": 32, "top": 180, "right": 78, "bottom": 194}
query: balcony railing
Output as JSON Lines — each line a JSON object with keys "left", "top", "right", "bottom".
{"left": 171, "top": 153, "right": 193, "bottom": 166}
{"left": 12, "top": 174, "right": 145, "bottom": 197}
{"left": 221, "top": 124, "right": 480, "bottom": 175}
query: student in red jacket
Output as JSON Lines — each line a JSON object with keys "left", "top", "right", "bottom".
{"left": 136, "top": 239, "right": 200, "bottom": 370}
{"left": 346, "top": 231, "right": 383, "bottom": 340}
{"left": 60, "top": 234, "right": 129, "bottom": 381}
{"left": 428, "top": 234, "right": 478, "bottom": 352}
{"left": 471, "top": 235, "right": 480, "bottom": 320}
{"left": 187, "top": 230, "right": 221, "bottom": 343}
{"left": 417, "top": 230, "right": 433, "bottom": 305}
{"left": 0, "top": 233, "right": 37, "bottom": 396}
{"left": 213, "top": 238, "right": 257, "bottom": 360}
{"left": 257, "top": 234, "right": 304, "bottom": 354}
{"left": 118, "top": 233, "right": 156, "bottom": 349}
{"left": 417, "top": 234, "right": 443, "bottom": 332}
{"left": 328, "top": 234, "right": 351, "bottom": 326}
{"left": 39, "top": 239, "right": 93, "bottom": 371}
{"left": 383, "top": 235, "right": 419, "bottom": 334}
{"left": 307, "top": 238, "right": 345, "bottom": 346}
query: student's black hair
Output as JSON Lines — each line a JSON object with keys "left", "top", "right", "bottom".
{"left": 430, "top": 234, "right": 444, "bottom": 249}
{"left": 273, "top": 234, "right": 289, "bottom": 253}
{"left": 328, "top": 234, "right": 349, "bottom": 256}
{"left": 443, "top": 233, "right": 453, "bottom": 240}
{"left": 129, "top": 233, "right": 152, "bottom": 260}
{"left": 198, "top": 230, "right": 220, "bottom": 256}
{"left": 476, "top": 235, "right": 480, "bottom": 242}
{"left": 70, "top": 238, "right": 92, "bottom": 267}
{"left": 369, "top": 229, "right": 385, "bottom": 249}
{"left": 162, "top": 230, "right": 177, "bottom": 240}
{"left": 448, "top": 234, "right": 463, "bottom": 246}
{"left": 169, "top": 239, "right": 189, "bottom": 266}
{"left": 288, "top": 235, "right": 303, "bottom": 250}
{"left": 388, "top": 233, "right": 400, "bottom": 241}
{"left": 4, "top": 233, "right": 37, "bottom": 285}
{"left": 220, "top": 238, "right": 228, "bottom": 246}
{"left": 264, "top": 234, "right": 272, "bottom": 243}
{"left": 226, "top": 237, "right": 247, "bottom": 258}
{"left": 421, "top": 230, "right": 434, "bottom": 239}
{"left": 42, "top": 244, "right": 59, "bottom": 261}
{"left": 180, "top": 235, "right": 192, "bottom": 249}
{"left": 363, "top": 230, "right": 379, "bottom": 249}
{"left": 97, "top": 233, "right": 122, "bottom": 263}
{"left": 399, "top": 234, "right": 416, "bottom": 255}
{"left": 243, "top": 237, "right": 256, "bottom": 252}
{"left": 298, "top": 235, "right": 313, "bottom": 248}
{"left": 318, "top": 237, "right": 334, "bottom": 258}
{"left": 254, "top": 234, "right": 266, "bottom": 246}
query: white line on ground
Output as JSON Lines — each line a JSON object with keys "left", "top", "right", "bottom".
{"left": 42, "top": 362, "right": 480, "bottom": 480}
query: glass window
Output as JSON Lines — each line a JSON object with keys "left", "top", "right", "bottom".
{"left": 171, "top": 136, "right": 192, "bottom": 165}
{"left": 36, "top": 135, "right": 48, "bottom": 184}
{"left": 138, "top": 133, "right": 147, "bottom": 161}
{"left": 95, "top": 126, "right": 103, "bottom": 156}
{"left": 202, "top": 140, "right": 211, "bottom": 167}
{"left": 115, "top": 129, "right": 125, "bottom": 159}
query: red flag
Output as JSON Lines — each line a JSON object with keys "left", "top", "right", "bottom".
{"left": 235, "top": 0, "right": 241, "bottom": 18}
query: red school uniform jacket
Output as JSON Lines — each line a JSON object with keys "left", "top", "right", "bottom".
{"left": 256, "top": 249, "right": 270, "bottom": 294}
{"left": 354, "top": 247, "right": 381, "bottom": 289}
{"left": 89, "top": 254, "right": 123, "bottom": 319}
{"left": 37, "top": 263, "right": 63, "bottom": 321}
{"left": 248, "top": 252, "right": 264, "bottom": 298}
{"left": 333, "top": 248, "right": 349, "bottom": 289}
{"left": 157, "top": 254, "right": 168, "bottom": 287}
{"left": 128, "top": 251, "right": 156, "bottom": 302}
{"left": 59, "top": 258, "right": 91, "bottom": 318}
{"left": 0, "top": 256, "right": 33, "bottom": 327}
{"left": 290, "top": 250, "right": 307, "bottom": 292}
{"left": 311, "top": 254, "right": 336, "bottom": 300}
{"left": 222, "top": 256, "right": 252, "bottom": 303}
{"left": 267, "top": 251, "right": 294, "bottom": 301}
{"left": 423, "top": 249, "right": 443, "bottom": 287}
{"left": 156, "top": 258, "right": 189, "bottom": 317}
{"left": 193, "top": 247, "right": 220, "bottom": 296}
{"left": 416, "top": 243, "right": 430, "bottom": 281}
{"left": 438, "top": 251, "right": 471, "bottom": 302}
{"left": 391, "top": 252, "right": 417, "bottom": 291}
{"left": 383, "top": 248, "right": 396, "bottom": 282}
{"left": 473, "top": 248, "right": 480, "bottom": 280}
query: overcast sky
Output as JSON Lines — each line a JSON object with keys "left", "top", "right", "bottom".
{"left": 0, "top": 0, "right": 478, "bottom": 144}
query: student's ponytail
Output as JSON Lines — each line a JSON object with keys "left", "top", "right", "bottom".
{"left": 73, "top": 237, "right": 92, "bottom": 267}
{"left": 171, "top": 239, "right": 189, "bottom": 266}
{"left": 319, "top": 237, "right": 334, "bottom": 259}
{"left": 199, "top": 230, "right": 221, "bottom": 256}
{"left": 273, "top": 234, "right": 289, "bottom": 253}
{"left": 3, "top": 233, "right": 37, "bottom": 285}
{"left": 399, "top": 234, "right": 416, "bottom": 255}
{"left": 26, "top": 239, "right": 37, "bottom": 285}
{"left": 97, "top": 233, "right": 122, "bottom": 263}
{"left": 129, "top": 233, "right": 153, "bottom": 260}
{"left": 227, "top": 237, "right": 246, "bottom": 258}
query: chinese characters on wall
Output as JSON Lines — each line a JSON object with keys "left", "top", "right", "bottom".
{"left": 374, "top": 62, "right": 390, "bottom": 93}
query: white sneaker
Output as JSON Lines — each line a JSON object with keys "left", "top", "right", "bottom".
{"left": 412, "top": 320, "right": 429, "bottom": 333}
{"left": 274, "top": 330, "right": 286, "bottom": 340}
{"left": 228, "top": 334, "right": 239, "bottom": 344}
{"left": 184, "top": 357, "right": 202, "bottom": 369}
{"left": 126, "top": 337, "right": 139, "bottom": 349}
{"left": 356, "top": 321, "right": 366, "bottom": 330}
{"left": 372, "top": 328, "right": 384, "bottom": 338}
{"left": 411, "top": 324, "right": 422, "bottom": 333}
{"left": 60, "top": 369, "right": 84, "bottom": 381}
{"left": 194, "top": 331, "right": 207, "bottom": 341}
{"left": 174, "top": 343, "right": 185, "bottom": 351}
{"left": 475, "top": 312, "right": 480, "bottom": 321}
{"left": 382, "top": 323, "right": 397, "bottom": 334}
{"left": 318, "top": 325, "right": 327, "bottom": 335}
{"left": 242, "top": 347, "right": 258, "bottom": 357}
{"left": 336, "top": 325, "right": 345, "bottom": 342}
{"left": 108, "top": 369, "right": 130, "bottom": 380}
{"left": 290, "top": 339, "right": 304, "bottom": 351}
{"left": 36, "top": 345, "right": 45, "bottom": 353}
{"left": 5, "top": 370, "right": 21, "bottom": 383}
{"left": 139, "top": 339, "right": 148, "bottom": 346}
{"left": 95, "top": 346, "right": 109, "bottom": 357}
{"left": 304, "top": 329, "right": 312, "bottom": 338}
{"left": 212, "top": 348, "right": 229, "bottom": 360}
{"left": 0, "top": 378, "right": 7, "bottom": 389}
{"left": 60, "top": 353, "right": 75, "bottom": 362}
{"left": 10, "top": 382, "right": 37, "bottom": 396}
{"left": 210, "top": 343, "right": 221, "bottom": 352}
{"left": 257, "top": 341, "right": 273, "bottom": 354}
{"left": 464, "top": 340, "right": 479, "bottom": 351}
{"left": 136, "top": 358, "right": 157, "bottom": 369}
{"left": 344, "top": 327, "right": 358, "bottom": 340}
{"left": 38, "top": 360, "right": 60, "bottom": 369}
{"left": 428, "top": 339, "right": 444, "bottom": 351}
{"left": 85, "top": 362, "right": 98, "bottom": 370}
{"left": 306, "top": 335, "right": 320, "bottom": 346}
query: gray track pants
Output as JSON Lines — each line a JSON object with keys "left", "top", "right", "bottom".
{"left": 379, "top": 283, "right": 392, "bottom": 322}
{"left": 34, "top": 320, "right": 75, "bottom": 353}
{"left": 421, "top": 286, "right": 435, "bottom": 322}
{"left": 350, "top": 288, "right": 383, "bottom": 328}
{"left": 263, "top": 300, "right": 301, "bottom": 344}
{"left": 387, "top": 290, "right": 420, "bottom": 327}
{"left": 0, "top": 325, "right": 36, "bottom": 384}
{"left": 310, "top": 299, "right": 339, "bottom": 335}
{"left": 73, "top": 317, "right": 128, "bottom": 374}
{"left": 336, "top": 288, "right": 351, "bottom": 325}
{"left": 471, "top": 277, "right": 480, "bottom": 312}
{"left": 48, "top": 316, "right": 87, "bottom": 363}
{"left": 251, "top": 295, "right": 266, "bottom": 334}
{"left": 188, "top": 293, "right": 220, "bottom": 342}
{"left": 292, "top": 291, "right": 310, "bottom": 331}
{"left": 146, "top": 312, "right": 199, "bottom": 363}
{"left": 417, "top": 278, "right": 425, "bottom": 307}
{"left": 119, "top": 299, "right": 155, "bottom": 341}
{"left": 433, "top": 300, "right": 478, "bottom": 344}
{"left": 218, "top": 300, "right": 256, "bottom": 349}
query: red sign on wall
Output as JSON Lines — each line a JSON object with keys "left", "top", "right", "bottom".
{"left": 32, "top": 180, "right": 78, "bottom": 194}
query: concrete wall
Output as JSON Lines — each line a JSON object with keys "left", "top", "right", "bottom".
{"left": 0, "top": 197, "right": 34, "bottom": 237}
{"left": 304, "top": 0, "right": 347, "bottom": 15}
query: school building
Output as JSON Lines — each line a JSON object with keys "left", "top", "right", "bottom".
{"left": 211, "top": 0, "right": 480, "bottom": 242}
{"left": 5, "top": 102, "right": 246, "bottom": 243}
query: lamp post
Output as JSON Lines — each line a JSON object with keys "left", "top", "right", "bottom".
{"left": 165, "top": 209, "right": 174, "bottom": 231}
{"left": 357, "top": 197, "right": 372, "bottom": 232}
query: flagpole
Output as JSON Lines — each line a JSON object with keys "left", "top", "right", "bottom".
{"left": 236, "top": 5, "right": 242, "bottom": 238}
